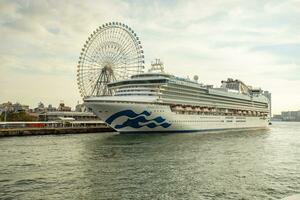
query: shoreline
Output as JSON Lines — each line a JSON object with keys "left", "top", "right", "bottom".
{"left": 0, "top": 126, "right": 115, "bottom": 137}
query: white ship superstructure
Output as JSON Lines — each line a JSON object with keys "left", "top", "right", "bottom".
{"left": 85, "top": 60, "right": 271, "bottom": 133}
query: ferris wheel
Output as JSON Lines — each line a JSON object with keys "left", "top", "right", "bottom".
{"left": 77, "top": 22, "right": 144, "bottom": 97}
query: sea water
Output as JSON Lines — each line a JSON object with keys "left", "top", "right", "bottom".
{"left": 0, "top": 122, "right": 299, "bottom": 199}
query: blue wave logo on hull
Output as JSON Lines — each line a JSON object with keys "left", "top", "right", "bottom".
{"left": 105, "top": 110, "right": 171, "bottom": 129}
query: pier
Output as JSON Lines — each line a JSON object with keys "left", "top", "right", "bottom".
{"left": 0, "top": 121, "right": 115, "bottom": 137}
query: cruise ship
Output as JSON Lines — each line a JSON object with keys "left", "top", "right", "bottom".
{"left": 85, "top": 60, "right": 271, "bottom": 133}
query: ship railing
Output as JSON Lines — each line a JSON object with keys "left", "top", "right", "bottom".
{"left": 170, "top": 105, "right": 269, "bottom": 117}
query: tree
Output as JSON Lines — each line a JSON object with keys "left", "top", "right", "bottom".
{"left": 0, "top": 112, "right": 37, "bottom": 122}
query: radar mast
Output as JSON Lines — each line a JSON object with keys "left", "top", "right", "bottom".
{"left": 149, "top": 59, "right": 164, "bottom": 73}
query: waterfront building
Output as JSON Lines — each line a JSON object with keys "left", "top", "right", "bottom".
{"left": 57, "top": 103, "right": 71, "bottom": 112}
{"left": 272, "top": 114, "right": 282, "bottom": 121}
{"left": 0, "top": 102, "right": 29, "bottom": 113}
{"left": 47, "top": 104, "right": 57, "bottom": 112}
{"left": 281, "top": 111, "right": 300, "bottom": 121}
{"left": 38, "top": 111, "right": 99, "bottom": 121}
{"left": 12, "top": 103, "right": 29, "bottom": 112}
{"left": 34, "top": 102, "right": 46, "bottom": 113}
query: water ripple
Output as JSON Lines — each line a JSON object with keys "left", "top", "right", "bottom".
{"left": 0, "top": 122, "right": 300, "bottom": 199}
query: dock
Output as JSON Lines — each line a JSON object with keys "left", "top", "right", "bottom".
{"left": 0, "top": 121, "right": 115, "bottom": 137}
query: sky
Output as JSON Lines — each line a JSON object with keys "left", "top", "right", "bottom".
{"left": 0, "top": 0, "right": 300, "bottom": 114}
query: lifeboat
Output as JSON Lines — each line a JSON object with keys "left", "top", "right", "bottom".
{"left": 202, "top": 107, "right": 209, "bottom": 112}
{"left": 171, "top": 105, "right": 184, "bottom": 111}
{"left": 175, "top": 105, "right": 181, "bottom": 110}
{"left": 185, "top": 106, "right": 193, "bottom": 111}
{"left": 195, "top": 107, "right": 201, "bottom": 112}
{"left": 176, "top": 106, "right": 184, "bottom": 111}
{"left": 209, "top": 108, "right": 215, "bottom": 112}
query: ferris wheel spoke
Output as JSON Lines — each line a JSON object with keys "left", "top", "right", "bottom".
{"left": 119, "top": 47, "right": 140, "bottom": 62}
{"left": 114, "top": 68, "right": 127, "bottom": 75}
{"left": 81, "top": 67, "right": 102, "bottom": 72}
{"left": 114, "top": 70, "right": 139, "bottom": 76}
{"left": 116, "top": 28, "right": 133, "bottom": 49}
{"left": 95, "top": 40, "right": 112, "bottom": 59}
{"left": 109, "top": 44, "right": 125, "bottom": 62}
{"left": 89, "top": 40, "right": 112, "bottom": 63}
{"left": 109, "top": 53, "right": 125, "bottom": 65}
{"left": 122, "top": 41, "right": 141, "bottom": 56}
{"left": 97, "top": 44, "right": 114, "bottom": 63}
{"left": 81, "top": 64, "right": 102, "bottom": 74}
{"left": 81, "top": 76, "right": 100, "bottom": 87}
{"left": 117, "top": 30, "right": 140, "bottom": 53}
{"left": 114, "top": 67, "right": 140, "bottom": 72}
{"left": 81, "top": 67, "right": 101, "bottom": 76}
{"left": 117, "top": 39, "right": 135, "bottom": 57}
{"left": 113, "top": 58, "right": 142, "bottom": 69}
{"left": 112, "top": 48, "right": 130, "bottom": 64}
{"left": 112, "top": 59, "right": 141, "bottom": 68}
{"left": 115, "top": 38, "right": 132, "bottom": 57}
{"left": 80, "top": 70, "right": 101, "bottom": 79}
{"left": 109, "top": 54, "right": 139, "bottom": 67}
{"left": 112, "top": 63, "right": 135, "bottom": 71}
{"left": 113, "top": 65, "right": 139, "bottom": 70}
{"left": 118, "top": 70, "right": 137, "bottom": 77}
{"left": 118, "top": 55, "right": 143, "bottom": 63}
{"left": 80, "top": 74, "right": 98, "bottom": 82}
{"left": 82, "top": 65, "right": 102, "bottom": 73}
{"left": 108, "top": 42, "right": 124, "bottom": 60}
{"left": 97, "top": 29, "right": 110, "bottom": 48}
{"left": 111, "top": 32, "right": 133, "bottom": 56}
{"left": 82, "top": 54, "right": 103, "bottom": 66}
{"left": 89, "top": 47, "right": 107, "bottom": 64}
{"left": 88, "top": 46, "right": 104, "bottom": 63}
{"left": 81, "top": 61, "right": 103, "bottom": 69}
{"left": 86, "top": 76, "right": 101, "bottom": 89}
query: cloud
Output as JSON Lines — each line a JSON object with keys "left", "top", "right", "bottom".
{"left": 252, "top": 43, "right": 300, "bottom": 61}
{"left": 0, "top": 0, "right": 300, "bottom": 113}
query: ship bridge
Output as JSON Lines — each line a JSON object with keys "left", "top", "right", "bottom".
{"left": 107, "top": 73, "right": 170, "bottom": 97}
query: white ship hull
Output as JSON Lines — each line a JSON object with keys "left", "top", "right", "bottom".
{"left": 85, "top": 101, "right": 269, "bottom": 133}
